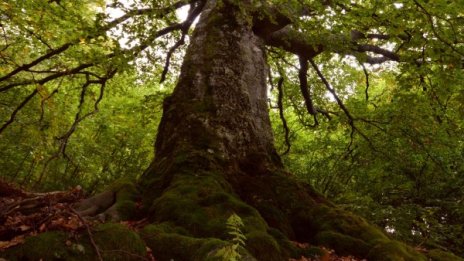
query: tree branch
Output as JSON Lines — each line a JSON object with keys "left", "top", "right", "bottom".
{"left": 413, "top": 0, "right": 464, "bottom": 57}
{"left": 263, "top": 26, "right": 322, "bottom": 59}
{"left": 361, "top": 64, "right": 370, "bottom": 101}
{"left": 0, "top": 89, "right": 38, "bottom": 135}
{"left": 298, "top": 57, "right": 317, "bottom": 116}
{"left": 309, "top": 59, "right": 353, "bottom": 123}
{"left": 276, "top": 77, "right": 291, "bottom": 155}
{"left": 0, "top": 43, "right": 73, "bottom": 83}
{"left": 159, "top": 0, "right": 206, "bottom": 83}
{"left": 355, "top": 44, "right": 400, "bottom": 62}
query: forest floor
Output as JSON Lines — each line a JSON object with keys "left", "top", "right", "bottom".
{"left": 0, "top": 179, "right": 366, "bottom": 261}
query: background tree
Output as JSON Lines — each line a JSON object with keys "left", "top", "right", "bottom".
{"left": 1, "top": 0, "right": 463, "bottom": 260}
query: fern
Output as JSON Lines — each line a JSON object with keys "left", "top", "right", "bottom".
{"left": 215, "top": 213, "right": 246, "bottom": 261}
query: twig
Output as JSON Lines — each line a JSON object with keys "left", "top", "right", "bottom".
{"left": 159, "top": 1, "right": 205, "bottom": 83}
{"left": 361, "top": 64, "right": 370, "bottom": 101}
{"left": 160, "top": 34, "right": 186, "bottom": 83}
{"left": 413, "top": 0, "right": 464, "bottom": 57}
{"left": 70, "top": 208, "right": 103, "bottom": 261}
{"left": 0, "top": 88, "right": 38, "bottom": 135}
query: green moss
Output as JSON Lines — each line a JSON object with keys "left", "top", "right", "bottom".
{"left": 3, "top": 231, "right": 74, "bottom": 261}
{"left": 142, "top": 222, "right": 190, "bottom": 235}
{"left": 428, "top": 249, "right": 464, "bottom": 261}
{"left": 366, "top": 240, "right": 427, "bottom": 261}
{"left": 107, "top": 178, "right": 138, "bottom": 197}
{"left": 304, "top": 204, "right": 388, "bottom": 245}
{"left": 106, "top": 178, "right": 141, "bottom": 220}
{"left": 4, "top": 223, "right": 146, "bottom": 261}
{"left": 93, "top": 223, "right": 147, "bottom": 260}
{"left": 257, "top": 204, "right": 293, "bottom": 236}
{"left": 141, "top": 222, "right": 262, "bottom": 261}
{"left": 314, "top": 231, "right": 370, "bottom": 257}
{"left": 245, "top": 231, "right": 283, "bottom": 261}
{"left": 267, "top": 228, "right": 301, "bottom": 258}
{"left": 115, "top": 200, "right": 137, "bottom": 219}
{"left": 141, "top": 225, "right": 228, "bottom": 261}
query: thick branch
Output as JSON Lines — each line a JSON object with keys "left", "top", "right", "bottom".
{"left": 263, "top": 26, "right": 322, "bottom": 59}
{"left": 298, "top": 57, "right": 316, "bottom": 115}
{"left": 263, "top": 26, "right": 399, "bottom": 65}
{"left": 356, "top": 44, "right": 400, "bottom": 62}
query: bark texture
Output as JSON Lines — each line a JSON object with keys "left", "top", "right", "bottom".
{"left": 153, "top": 1, "right": 277, "bottom": 163}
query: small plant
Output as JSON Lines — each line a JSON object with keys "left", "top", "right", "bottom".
{"left": 215, "top": 213, "right": 246, "bottom": 261}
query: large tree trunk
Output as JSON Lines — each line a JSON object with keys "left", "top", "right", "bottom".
{"left": 135, "top": 1, "right": 427, "bottom": 260}
{"left": 4, "top": 1, "right": 455, "bottom": 260}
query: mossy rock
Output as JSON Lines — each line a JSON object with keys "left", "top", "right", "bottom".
{"left": 427, "top": 249, "right": 464, "bottom": 261}
{"left": 2, "top": 223, "right": 146, "bottom": 261}
{"left": 366, "top": 240, "right": 427, "bottom": 261}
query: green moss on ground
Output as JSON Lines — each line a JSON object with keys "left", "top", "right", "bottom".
{"left": 427, "top": 249, "right": 464, "bottom": 261}
{"left": 245, "top": 231, "right": 281, "bottom": 261}
{"left": 3, "top": 223, "right": 146, "bottom": 261}
{"left": 366, "top": 240, "right": 427, "bottom": 261}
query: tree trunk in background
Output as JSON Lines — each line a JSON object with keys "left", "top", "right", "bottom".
{"left": 137, "top": 1, "right": 428, "bottom": 260}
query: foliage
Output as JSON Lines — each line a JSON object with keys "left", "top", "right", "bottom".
{"left": 0, "top": 69, "right": 164, "bottom": 192}
{"left": 270, "top": 57, "right": 464, "bottom": 255}
{"left": 215, "top": 213, "right": 246, "bottom": 261}
{"left": 0, "top": 0, "right": 178, "bottom": 191}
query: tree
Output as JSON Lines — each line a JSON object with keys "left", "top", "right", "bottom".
{"left": 1, "top": 0, "right": 463, "bottom": 260}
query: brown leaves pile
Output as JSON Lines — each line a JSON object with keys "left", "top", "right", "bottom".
{"left": 0, "top": 180, "right": 85, "bottom": 250}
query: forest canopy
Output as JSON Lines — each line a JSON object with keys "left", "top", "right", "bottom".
{"left": 1, "top": 0, "right": 463, "bottom": 259}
